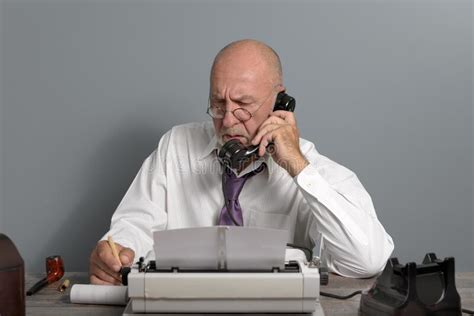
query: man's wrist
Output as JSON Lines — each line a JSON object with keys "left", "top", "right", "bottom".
{"left": 286, "top": 155, "right": 310, "bottom": 177}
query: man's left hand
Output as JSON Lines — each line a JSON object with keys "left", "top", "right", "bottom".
{"left": 251, "top": 111, "right": 309, "bottom": 177}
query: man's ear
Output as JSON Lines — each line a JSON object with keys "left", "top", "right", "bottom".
{"left": 275, "top": 83, "right": 285, "bottom": 94}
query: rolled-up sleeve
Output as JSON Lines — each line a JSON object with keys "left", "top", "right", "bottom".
{"left": 295, "top": 141, "right": 394, "bottom": 278}
{"left": 100, "top": 132, "right": 170, "bottom": 259}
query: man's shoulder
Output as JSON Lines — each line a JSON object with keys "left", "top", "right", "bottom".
{"left": 160, "top": 121, "right": 215, "bottom": 156}
{"left": 168, "top": 121, "right": 214, "bottom": 138}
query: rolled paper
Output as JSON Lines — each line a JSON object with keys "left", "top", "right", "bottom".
{"left": 70, "top": 284, "right": 127, "bottom": 306}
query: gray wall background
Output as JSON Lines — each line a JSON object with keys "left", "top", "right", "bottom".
{"left": 0, "top": 0, "right": 472, "bottom": 273}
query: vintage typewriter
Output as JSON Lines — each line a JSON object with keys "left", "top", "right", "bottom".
{"left": 120, "top": 227, "right": 325, "bottom": 316}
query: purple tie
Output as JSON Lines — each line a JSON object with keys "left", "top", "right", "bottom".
{"left": 218, "top": 164, "right": 265, "bottom": 226}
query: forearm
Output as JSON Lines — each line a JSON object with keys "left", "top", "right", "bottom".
{"left": 100, "top": 133, "right": 170, "bottom": 260}
{"left": 295, "top": 162, "right": 394, "bottom": 278}
{"left": 101, "top": 211, "right": 164, "bottom": 261}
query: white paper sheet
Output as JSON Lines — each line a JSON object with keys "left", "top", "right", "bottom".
{"left": 153, "top": 226, "right": 288, "bottom": 271}
{"left": 70, "top": 284, "right": 128, "bottom": 306}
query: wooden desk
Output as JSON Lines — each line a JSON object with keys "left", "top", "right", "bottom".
{"left": 26, "top": 272, "right": 474, "bottom": 315}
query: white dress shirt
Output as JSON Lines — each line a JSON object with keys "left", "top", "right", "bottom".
{"left": 102, "top": 121, "right": 394, "bottom": 278}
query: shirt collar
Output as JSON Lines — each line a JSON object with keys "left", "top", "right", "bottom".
{"left": 197, "top": 131, "right": 278, "bottom": 177}
{"left": 198, "top": 134, "right": 219, "bottom": 161}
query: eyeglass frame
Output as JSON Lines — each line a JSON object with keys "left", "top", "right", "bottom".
{"left": 206, "top": 85, "right": 281, "bottom": 122}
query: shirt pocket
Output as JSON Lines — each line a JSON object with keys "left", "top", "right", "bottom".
{"left": 246, "top": 209, "right": 291, "bottom": 231}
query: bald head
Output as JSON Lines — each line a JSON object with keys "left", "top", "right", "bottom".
{"left": 211, "top": 39, "right": 283, "bottom": 85}
{"left": 209, "top": 40, "right": 286, "bottom": 146}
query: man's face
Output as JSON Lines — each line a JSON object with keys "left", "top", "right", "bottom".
{"left": 210, "top": 61, "right": 277, "bottom": 146}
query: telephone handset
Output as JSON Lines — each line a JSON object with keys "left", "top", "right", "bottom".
{"left": 218, "top": 91, "right": 295, "bottom": 171}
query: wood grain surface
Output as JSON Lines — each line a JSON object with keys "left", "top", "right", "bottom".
{"left": 25, "top": 272, "right": 474, "bottom": 316}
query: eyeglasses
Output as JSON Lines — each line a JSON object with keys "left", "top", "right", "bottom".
{"left": 206, "top": 89, "right": 276, "bottom": 122}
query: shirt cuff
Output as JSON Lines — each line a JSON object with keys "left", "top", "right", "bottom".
{"left": 294, "top": 163, "right": 331, "bottom": 197}
{"left": 100, "top": 229, "right": 140, "bottom": 257}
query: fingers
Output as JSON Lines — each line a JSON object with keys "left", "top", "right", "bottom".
{"left": 119, "top": 247, "right": 135, "bottom": 267}
{"left": 260, "top": 114, "right": 286, "bottom": 131}
{"left": 90, "top": 262, "right": 122, "bottom": 285}
{"left": 252, "top": 123, "right": 282, "bottom": 152}
{"left": 90, "top": 249, "right": 122, "bottom": 283}
{"left": 96, "top": 241, "right": 122, "bottom": 272}
{"left": 89, "top": 240, "right": 126, "bottom": 285}
{"left": 258, "top": 133, "right": 273, "bottom": 157}
{"left": 252, "top": 110, "right": 298, "bottom": 149}
{"left": 92, "top": 253, "right": 122, "bottom": 281}
{"left": 251, "top": 114, "right": 289, "bottom": 146}
{"left": 90, "top": 274, "right": 116, "bottom": 286}
{"left": 272, "top": 110, "right": 296, "bottom": 125}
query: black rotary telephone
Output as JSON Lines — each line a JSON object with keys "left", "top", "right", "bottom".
{"left": 218, "top": 91, "right": 295, "bottom": 171}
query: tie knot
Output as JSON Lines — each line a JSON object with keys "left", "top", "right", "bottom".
{"left": 218, "top": 164, "right": 266, "bottom": 226}
{"left": 222, "top": 164, "right": 265, "bottom": 201}
{"left": 223, "top": 169, "right": 247, "bottom": 201}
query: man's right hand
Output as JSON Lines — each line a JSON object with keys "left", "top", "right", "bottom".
{"left": 89, "top": 240, "right": 135, "bottom": 285}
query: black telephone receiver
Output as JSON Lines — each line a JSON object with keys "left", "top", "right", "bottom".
{"left": 218, "top": 91, "right": 295, "bottom": 171}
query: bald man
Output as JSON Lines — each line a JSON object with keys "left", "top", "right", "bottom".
{"left": 89, "top": 39, "right": 394, "bottom": 285}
